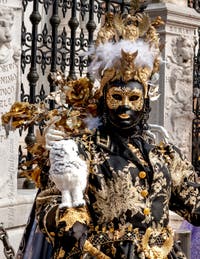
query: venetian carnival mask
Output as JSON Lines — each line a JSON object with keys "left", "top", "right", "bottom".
{"left": 105, "top": 81, "right": 145, "bottom": 130}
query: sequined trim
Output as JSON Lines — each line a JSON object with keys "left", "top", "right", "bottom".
{"left": 88, "top": 226, "right": 174, "bottom": 259}
{"left": 89, "top": 228, "right": 143, "bottom": 245}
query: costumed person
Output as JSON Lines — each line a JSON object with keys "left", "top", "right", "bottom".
{"left": 35, "top": 7, "right": 200, "bottom": 259}
{"left": 2, "top": 2, "right": 200, "bottom": 259}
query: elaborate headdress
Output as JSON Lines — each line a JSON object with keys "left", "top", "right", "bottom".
{"left": 87, "top": 3, "right": 164, "bottom": 100}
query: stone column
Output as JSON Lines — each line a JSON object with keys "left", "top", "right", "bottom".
{"left": 0, "top": 4, "right": 21, "bottom": 198}
{"left": 0, "top": 1, "right": 36, "bottom": 257}
{"left": 147, "top": 3, "right": 200, "bottom": 160}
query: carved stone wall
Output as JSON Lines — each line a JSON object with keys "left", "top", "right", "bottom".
{"left": 147, "top": 3, "right": 200, "bottom": 159}
{"left": 165, "top": 35, "right": 194, "bottom": 157}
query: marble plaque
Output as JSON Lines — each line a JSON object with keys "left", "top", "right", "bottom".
{"left": 0, "top": 5, "right": 21, "bottom": 201}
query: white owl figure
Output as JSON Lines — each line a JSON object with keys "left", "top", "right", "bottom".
{"left": 49, "top": 139, "right": 88, "bottom": 208}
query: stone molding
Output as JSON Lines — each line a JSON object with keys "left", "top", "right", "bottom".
{"left": 147, "top": 3, "right": 200, "bottom": 159}
{"left": 152, "top": 0, "right": 188, "bottom": 7}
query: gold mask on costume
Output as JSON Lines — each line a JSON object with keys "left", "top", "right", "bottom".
{"left": 106, "top": 84, "right": 144, "bottom": 111}
{"left": 104, "top": 81, "right": 145, "bottom": 129}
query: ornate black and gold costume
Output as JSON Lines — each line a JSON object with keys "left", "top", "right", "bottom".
{"left": 36, "top": 126, "right": 200, "bottom": 259}
{"left": 2, "top": 2, "right": 200, "bottom": 258}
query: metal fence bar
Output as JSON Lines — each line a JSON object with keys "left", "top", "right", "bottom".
{"left": 49, "top": 0, "right": 60, "bottom": 110}
{"left": 25, "top": 0, "right": 41, "bottom": 150}
{"left": 67, "top": 0, "right": 79, "bottom": 80}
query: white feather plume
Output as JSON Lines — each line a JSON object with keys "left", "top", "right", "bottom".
{"left": 84, "top": 116, "right": 102, "bottom": 130}
{"left": 87, "top": 39, "right": 159, "bottom": 80}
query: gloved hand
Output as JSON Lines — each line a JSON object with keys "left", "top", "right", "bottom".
{"left": 57, "top": 220, "right": 88, "bottom": 252}
{"left": 57, "top": 211, "right": 110, "bottom": 259}
{"left": 57, "top": 207, "right": 110, "bottom": 259}
{"left": 56, "top": 206, "right": 90, "bottom": 255}
{"left": 44, "top": 116, "right": 66, "bottom": 150}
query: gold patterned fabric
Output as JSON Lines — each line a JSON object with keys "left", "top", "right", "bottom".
{"left": 35, "top": 128, "right": 200, "bottom": 259}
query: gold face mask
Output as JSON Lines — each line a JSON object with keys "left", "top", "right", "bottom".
{"left": 106, "top": 83, "right": 144, "bottom": 111}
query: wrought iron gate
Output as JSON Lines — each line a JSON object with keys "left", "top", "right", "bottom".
{"left": 21, "top": 0, "right": 129, "bottom": 105}
{"left": 19, "top": 0, "right": 130, "bottom": 182}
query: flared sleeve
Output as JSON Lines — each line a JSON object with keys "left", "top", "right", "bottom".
{"left": 169, "top": 146, "right": 200, "bottom": 226}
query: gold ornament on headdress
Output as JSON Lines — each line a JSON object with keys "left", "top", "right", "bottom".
{"left": 95, "top": 12, "right": 117, "bottom": 46}
{"left": 120, "top": 49, "right": 138, "bottom": 82}
{"left": 89, "top": 0, "right": 164, "bottom": 99}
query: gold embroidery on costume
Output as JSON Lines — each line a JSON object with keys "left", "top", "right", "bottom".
{"left": 58, "top": 248, "right": 65, "bottom": 258}
{"left": 92, "top": 169, "right": 148, "bottom": 225}
{"left": 58, "top": 207, "right": 90, "bottom": 231}
{"left": 83, "top": 240, "right": 111, "bottom": 259}
{"left": 169, "top": 151, "right": 194, "bottom": 187}
{"left": 96, "top": 132, "right": 111, "bottom": 149}
{"left": 128, "top": 143, "right": 148, "bottom": 166}
{"left": 88, "top": 226, "right": 174, "bottom": 259}
{"left": 141, "top": 226, "right": 174, "bottom": 259}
